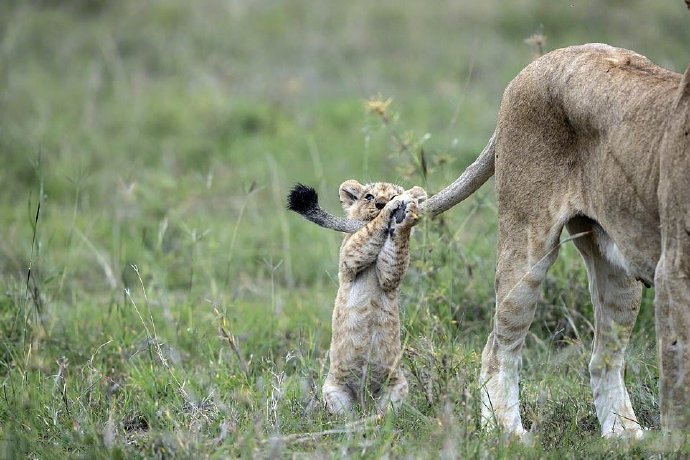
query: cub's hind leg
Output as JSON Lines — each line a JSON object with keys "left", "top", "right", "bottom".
{"left": 568, "top": 218, "right": 643, "bottom": 438}
{"left": 375, "top": 369, "right": 409, "bottom": 414}
{"left": 323, "top": 375, "right": 354, "bottom": 415}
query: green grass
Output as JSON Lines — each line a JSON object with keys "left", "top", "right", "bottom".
{"left": 1, "top": 0, "right": 689, "bottom": 457}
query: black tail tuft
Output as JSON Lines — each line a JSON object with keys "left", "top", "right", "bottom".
{"left": 287, "top": 183, "right": 319, "bottom": 214}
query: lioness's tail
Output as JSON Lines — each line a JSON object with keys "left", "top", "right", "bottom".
{"left": 423, "top": 132, "right": 496, "bottom": 216}
{"left": 287, "top": 183, "right": 365, "bottom": 233}
{"left": 287, "top": 133, "right": 496, "bottom": 234}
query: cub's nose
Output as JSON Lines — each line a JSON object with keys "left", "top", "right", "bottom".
{"left": 375, "top": 201, "right": 385, "bottom": 210}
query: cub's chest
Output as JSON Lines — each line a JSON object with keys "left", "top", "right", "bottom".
{"left": 334, "top": 268, "right": 401, "bottom": 369}
{"left": 345, "top": 265, "right": 381, "bottom": 307}
{"left": 334, "top": 266, "right": 399, "bottom": 332}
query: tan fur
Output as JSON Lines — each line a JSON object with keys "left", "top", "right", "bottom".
{"left": 454, "top": 44, "right": 687, "bottom": 439}
{"left": 322, "top": 180, "right": 427, "bottom": 415}
{"left": 655, "top": 62, "right": 690, "bottom": 432}
{"left": 311, "top": 43, "right": 688, "bottom": 436}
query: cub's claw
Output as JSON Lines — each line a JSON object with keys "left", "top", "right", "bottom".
{"left": 393, "top": 202, "right": 407, "bottom": 224}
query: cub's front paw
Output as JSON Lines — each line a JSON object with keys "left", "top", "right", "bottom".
{"left": 402, "top": 199, "right": 420, "bottom": 227}
{"left": 387, "top": 198, "right": 420, "bottom": 237}
{"left": 392, "top": 201, "right": 407, "bottom": 224}
{"left": 383, "top": 195, "right": 405, "bottom": 217}
{"left": 394, "top": 198, "right": 419, "bottom": 230}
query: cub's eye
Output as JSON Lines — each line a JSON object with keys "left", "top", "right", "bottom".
{"left": 364, "top": 194, "right": 375, "bottom": 201}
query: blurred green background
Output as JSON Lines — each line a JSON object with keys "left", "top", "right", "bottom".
{"left": 1, "top": 1, "right": 688, "bottom": 457}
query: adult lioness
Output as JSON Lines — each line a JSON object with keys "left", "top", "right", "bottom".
{"left": 292, "top": 43, "right": 690, "bottom": 438}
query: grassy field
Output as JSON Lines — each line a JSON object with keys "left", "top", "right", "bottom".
{"left": 1, "top": 1, "right": 689, "bottom": 458}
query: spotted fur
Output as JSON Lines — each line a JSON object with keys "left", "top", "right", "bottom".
{"left": 321, "top": 180, "right": 427, "bottom": 415}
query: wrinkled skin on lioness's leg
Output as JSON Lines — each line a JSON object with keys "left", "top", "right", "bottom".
{"left": 480, "top": 209, "right": 565, "bottom": 438}
{"left": 655, "top": 65, "right": 690, "bottom": 432}
{"left": 567, "top": 218, "right": 643, "bottom": 438}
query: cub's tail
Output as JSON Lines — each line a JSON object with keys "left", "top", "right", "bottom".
{"left": 286, "top": 183, "right": 365, "bottom": 233}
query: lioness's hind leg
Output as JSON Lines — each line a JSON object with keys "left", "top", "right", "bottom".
{"left": 480, "top": 217, "right": 564, "bottom": 438}
{"left": 567, "top": 218, "right": 643, "bottom": 438}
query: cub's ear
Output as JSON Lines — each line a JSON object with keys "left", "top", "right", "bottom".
{"left": 407, "top": 186, "right": 428, "bottom": 203}
{"left": 339, "top": 180, "right": 364, "bottom": 211}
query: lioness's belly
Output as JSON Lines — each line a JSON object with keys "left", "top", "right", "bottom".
{"left": 583, "top": 134, "right": 663, "bottom": 284}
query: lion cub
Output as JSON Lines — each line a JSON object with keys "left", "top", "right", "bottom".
{"left": 322, "top": 180, "right": 426, "bottom": 415}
